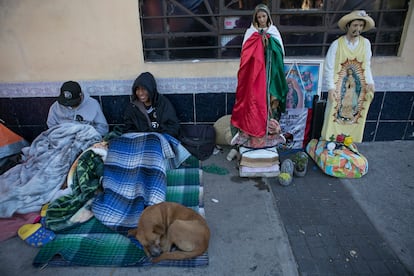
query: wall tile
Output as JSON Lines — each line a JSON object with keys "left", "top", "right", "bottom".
{"left": 101, "top": 95, "right": 130, "bottom": 124}
{"left": 375, "top": 122, "right": 407, "bottom": 141}
{"left": 166, "top": 94, "right": 194, "bottom": 123}
{"left": 13, "top": 97, "right": 55, "bottom": 126}
{"left": 381, "top": 92, "right": 413, "bottom": 120}
{"left": 1, "top": 89, "right": 414, "bottom": 143}
{"left": 8, "top": 125, "right": 48, "bottom": 143}
{"left": 366, "top": 92, "right": 383, "bottom": 121}
{"left": 363, "top": 122, "right": 377, "bottom": 142}
{"left": 0, "top": 98, "right": 18, "bottom": 125}
{"left": 227, "top": 93, "right": 235, "bottom": 115}
{"left": 195, "top": 93, "right": 225, "bottom": 122}
{"left": 404, "top": 122, "right": 414, "bottom": 140}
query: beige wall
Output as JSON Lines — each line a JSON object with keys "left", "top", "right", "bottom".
{"left": 371, "top": 1, "right": 414, "bottom": 76}
{"left": 0, "top": 0, "right": 413, "bottom": 83}
{"left": 0, "top": 0, "right": 142, "bottom": 82}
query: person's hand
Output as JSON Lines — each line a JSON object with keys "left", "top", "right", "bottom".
{"left": 267, "top": 118, "right": 281, "bottom": 135}
{"left": 366, "top": 83, "right": 375, "bottom": 101}
{"left": 262, "top": 33, "right": 269, "bottom": 48}
{"left": 367, "top": 83, "right": 375, "bottom": 93}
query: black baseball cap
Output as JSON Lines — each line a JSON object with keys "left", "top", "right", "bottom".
{"left": 58, "top": 81, "right": 82, "bottom": 107}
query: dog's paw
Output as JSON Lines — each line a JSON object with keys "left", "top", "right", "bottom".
{"left": 151, "top": 257, "right": 161, "bottom": 263}
{"left": 127, "top": 228, "right": 137, "bottom": 237}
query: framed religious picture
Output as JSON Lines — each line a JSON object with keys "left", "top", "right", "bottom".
{"left": 284, "top": 59, "right": 324, "bottom": 109}
{"left": 279, "top": 59, "right": 324, "bottom": 149}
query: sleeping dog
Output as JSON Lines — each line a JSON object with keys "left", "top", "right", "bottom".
{"left": 128, "top": 202, "right": 210, "bottom": 263}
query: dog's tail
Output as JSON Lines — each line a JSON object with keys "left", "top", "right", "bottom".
{"left": 152, "top": 249, "right": 206, "bottom": 263}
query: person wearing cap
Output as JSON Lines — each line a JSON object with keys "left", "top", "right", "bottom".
{"left": 122, "top": 72, "right": 180, "bottom": 137}
{"left": 47, "top": 81, "right": 109, "bottom": 136}
{"left": 321, "top": 10, "right": 376, "bottom": 143}
{"left": 230, "top": 4, "right": 288, "bottom": 148}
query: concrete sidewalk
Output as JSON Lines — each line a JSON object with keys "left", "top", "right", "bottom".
{"left": 0, "top": 141, "right": 413, "bottom": 275}
{"left": 342, "top": 141, "right": 414, "bottom": 274}
{"left": 270, "top": 140, "right": 413, "bottom": 275}
{"left": 0, "top": 146, "right": 298, "bottom": 276}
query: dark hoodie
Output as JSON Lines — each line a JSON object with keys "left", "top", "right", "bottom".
{"left": 123, "top": 72, "right": 180, "bottom": 137}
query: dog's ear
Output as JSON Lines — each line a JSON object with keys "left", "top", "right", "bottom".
{"left": 153, "top": 224, "right": 165, "bottom": 235}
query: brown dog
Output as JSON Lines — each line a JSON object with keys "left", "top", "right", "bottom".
{"left": 128, "top": 201, "right": 210, "bottom": 263}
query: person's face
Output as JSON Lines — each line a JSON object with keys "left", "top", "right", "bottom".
{"left": 347, "top": 20, "right": 365, "bottom": 38}
{"left": 135, "top": 86, "right": 151, "bottom": 105}
{"left": 256, "top": 11, "right": 268, "bottom": 28}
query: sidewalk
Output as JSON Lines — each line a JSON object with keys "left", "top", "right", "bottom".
{"left": 0, "top": 146, "right": 298, "bottom": 276}
{"left": 270, "top": 140, "right": 413, "bottom": 275}
{"left": 342, "top": 141, "right": 414, "bottom": 274}
{"left": 0, "top": 141, "right": 413, "bottom": 275}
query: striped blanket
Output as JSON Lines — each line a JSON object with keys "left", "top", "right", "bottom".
{"left": 33, "top": 167, "right": 208, "bottom": 267}
{"left": 92, "top": 132, "right": 191, "bottom": 231}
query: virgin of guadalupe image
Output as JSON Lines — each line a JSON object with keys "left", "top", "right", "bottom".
{"left": 286, "top": 78, "right": 304, "bottom": 109}
{"left": 338, "top": 67, "right": 361, "bottom": 120}
{"left": 320, "top": 10, "right": 376, "bottom": 143}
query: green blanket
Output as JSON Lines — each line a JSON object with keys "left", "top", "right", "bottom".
{"left": 33, "top": 164, "right": 209, "bottom": 267}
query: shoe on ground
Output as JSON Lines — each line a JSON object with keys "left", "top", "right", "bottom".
{"left": 18, "top": 223, "right": 55, "bottom": 247}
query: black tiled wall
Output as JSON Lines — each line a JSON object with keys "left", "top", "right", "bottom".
{"left": 1, "top": 90, "right": 413, "bottom": 143}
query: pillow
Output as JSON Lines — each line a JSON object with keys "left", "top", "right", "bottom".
{"left": 213, "top": 115, "right": 232, "bottom": 145}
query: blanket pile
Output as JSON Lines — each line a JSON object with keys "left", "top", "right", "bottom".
{"left": 91, "top": 132, "right": 190, "bottom": 231}
{"left": 0, "top": 123, "right": 101, "bottom": 217}
{"left": 45, "top": 145, "right": 107, "bottom": 232}
{"left": 33, "top": 167, "right": 208, "bottom": 267}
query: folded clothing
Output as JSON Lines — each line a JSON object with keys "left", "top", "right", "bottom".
{"left": 239, "top": 146, "right": 279, "bottom": 168}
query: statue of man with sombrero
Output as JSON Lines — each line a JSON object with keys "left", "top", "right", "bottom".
{"left": 321, "top": 10, "right": 376, "bottom": 143}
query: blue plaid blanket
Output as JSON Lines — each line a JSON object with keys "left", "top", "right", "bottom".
{"left": 33, "top": 166, "right": 207, "bottom": 268}
{"left": 92, "top": 132, "right": 190, "bottom": 231}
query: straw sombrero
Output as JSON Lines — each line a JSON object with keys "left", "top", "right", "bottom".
{"left": 338, "top": 10, "right": 375, "bottom": 32}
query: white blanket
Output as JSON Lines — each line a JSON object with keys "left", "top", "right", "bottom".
{"left": 0, "top": 122, "right": 102, "bottom": 217}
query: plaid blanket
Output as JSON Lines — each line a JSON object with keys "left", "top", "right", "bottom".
{"left": 33, "top": 167, "right": 208, "bottom": 267}
{"left": 92, "top": 132, "right": 190, "bottom": 231}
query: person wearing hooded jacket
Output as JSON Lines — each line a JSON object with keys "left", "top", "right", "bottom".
{"left": 123, "top": 72, "right": 180, "bottom": 138}
{"left": 47, "top": 81, "right": 109, "bottom": 136}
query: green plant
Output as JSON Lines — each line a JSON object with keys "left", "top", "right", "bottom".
{"left": 278, "top": 172, "right": 291, "bottom": 181}
{"left": 278, "top": 172, "right": 292, "bottom": 186}
{"left": 292, "top": 152, "right": 308, "bottom": 172}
